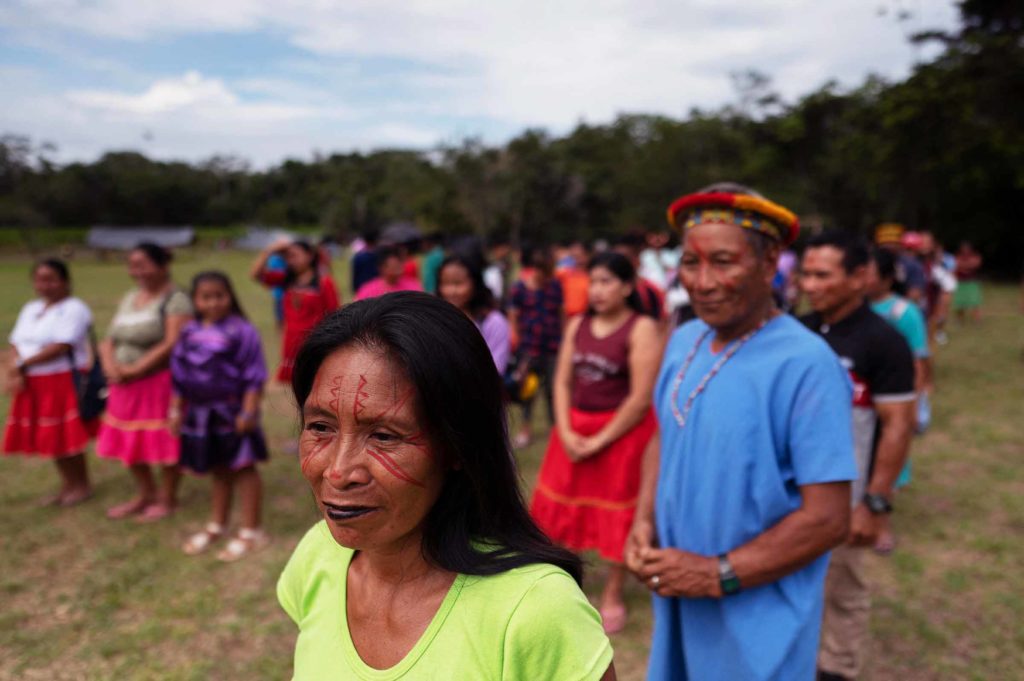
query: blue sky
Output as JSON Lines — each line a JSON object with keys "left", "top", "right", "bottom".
{"left": 0, "top": 0, "right": 958, "bottom": 167}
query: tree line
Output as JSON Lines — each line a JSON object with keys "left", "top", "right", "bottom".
{"left": 1, "top": 1, "right": 1021, "bottom": 275}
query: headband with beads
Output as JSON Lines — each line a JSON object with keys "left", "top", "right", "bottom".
{"left": 666, "top": 191, "right": 800, "bottom": 246}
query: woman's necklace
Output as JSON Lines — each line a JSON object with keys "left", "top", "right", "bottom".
{"left": 669, "top": 313, "right": 775, "bottom": 428}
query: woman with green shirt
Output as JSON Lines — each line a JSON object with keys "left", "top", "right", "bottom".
{"left": 278, "top": 292, "right": 615, "bottom": 680}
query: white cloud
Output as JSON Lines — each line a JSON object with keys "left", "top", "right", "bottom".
{"left": 66, "top": 71, "right": 337, "bottom": 126}
{"left": 69, "top": 71, "right": 236, "bottom": 115}
{"left": 0, "top": 0, "right": 961, "bottom": 164}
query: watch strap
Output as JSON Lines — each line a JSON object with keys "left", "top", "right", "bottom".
{"left": 717, "top": 553, "right": 741, "bottom": 596}
{"left": 863, "top": 493, "right": 893, "bottom": 515}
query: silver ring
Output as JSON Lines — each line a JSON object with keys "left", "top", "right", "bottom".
{"left": 651, "top": 575, "right": 660, "bottom": 586}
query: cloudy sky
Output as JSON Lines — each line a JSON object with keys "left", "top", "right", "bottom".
{"left": 0, "top": 0, "right": 958, "bottom": 167}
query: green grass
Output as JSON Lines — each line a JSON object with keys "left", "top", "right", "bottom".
{"left": 0, "top": 251, "right": 1021, "bottom": 680}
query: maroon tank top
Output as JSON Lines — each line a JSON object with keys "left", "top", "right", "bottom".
{"left": 571, "top": 313, "right": 639, "bottom": 412}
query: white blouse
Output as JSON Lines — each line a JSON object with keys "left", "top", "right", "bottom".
{"left": 9, "top": 297, "right": 92, "bottom": 376}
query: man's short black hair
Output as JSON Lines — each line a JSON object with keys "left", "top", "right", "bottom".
{"left": 376, "top": 245, "right": 402, "bottom": 263}
{"left": 806, "top": 230, "right": 870, "bottom": 274}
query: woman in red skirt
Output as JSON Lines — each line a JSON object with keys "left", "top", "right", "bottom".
{"left": 531, "top": 251, "right": 663, "bottom": 634}
{"left": 4, "top": 259, "right": 94, "bottom": 506}
{"left": 251, "top": 237, "right": 339, "bottom": 383}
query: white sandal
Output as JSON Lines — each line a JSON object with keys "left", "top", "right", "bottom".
{"left": 182, "top": 522, "right": 225, "bottom": 556}
{"left": 216, "top": 527, "right": 270, "bottom": 562}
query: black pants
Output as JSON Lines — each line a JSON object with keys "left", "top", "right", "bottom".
{"left": 519, "top": 353, "right": 557, "bottom": 428}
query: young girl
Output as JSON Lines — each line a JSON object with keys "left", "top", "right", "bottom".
{"left": 251, "top": 237, "right": 339, "bottom": 383}
{"left": 170, "top": 272, "right": 269, "bottom": 561}
{"left": 437, "top": 254, "right": 510, "bottom": 374}
{"left": 530, "top": 251, "right": 661, "bottom": 634}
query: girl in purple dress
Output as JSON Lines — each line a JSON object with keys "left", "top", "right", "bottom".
{"left": 170, "top": 272, "right": 269, "bottom": 562}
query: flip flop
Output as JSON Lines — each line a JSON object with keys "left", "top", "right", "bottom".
{"left": 599, "top": 604, "right": 628, "bottom": 635}
{"left": 106, "top": 498, "right": 150, "bottom": 520}
{"left": 135, "top": 502, "right": 176, "bottom": 523}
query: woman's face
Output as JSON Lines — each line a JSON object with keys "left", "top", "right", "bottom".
{"left": 285, "top": 244, "right": 314, "bottom": 274}
{"left": 127, "top": 250, "right": 168, "bottom": 291}
{"left": 438, "top": 263, "right": 474, "bottom": 312}
{"left": 299, "top": 346, "right": 446, "bottom": 553}
{"left": 588, "top": 265, "right": 630, "bottom": 315}
{"left": 32, "top": 266, "right": 68, "bottom": 302}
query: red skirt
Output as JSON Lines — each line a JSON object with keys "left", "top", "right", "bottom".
{"left": 530, "top": 407, "right": 656, "bottom": 562}
{"left": 276, "top": 324, "right": 307, "bottom": 383}
{"left": 97, "top": 370, "right": 179, "bottom": 466}
{"left": 3, "top": 371, "right": 90, "bottom": 458}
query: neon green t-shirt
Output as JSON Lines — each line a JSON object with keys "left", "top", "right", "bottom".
{"left": 277, "top": 521, "right": 613, "bottom": 680}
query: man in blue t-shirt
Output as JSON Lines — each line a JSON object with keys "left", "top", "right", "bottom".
{"left": 801, "top": 231, "right": 917, "bottom": 681}
{"left": 626, "top": 184, "right": 856, "bottom": 681}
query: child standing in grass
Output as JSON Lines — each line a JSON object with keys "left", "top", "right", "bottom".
{"left": 170, "top": 272, "right": 269, "bottom": 561}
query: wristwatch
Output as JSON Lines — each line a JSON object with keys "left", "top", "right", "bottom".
{"left": 717, "top": 554, "right": 741, "bottom": 596}
{"left": 863, "top": 493, "right": 894, "bottom": 515}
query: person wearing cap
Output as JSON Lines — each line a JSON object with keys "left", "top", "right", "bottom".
{"left": 625, "top": 183, "right": 856, "bottom": 680}
{"left": 875, "top": 223, "right": 927, "bottom": 306}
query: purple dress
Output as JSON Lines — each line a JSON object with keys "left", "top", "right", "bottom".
{"left": 170, "top": 315, "right": 268, "bottom": 473}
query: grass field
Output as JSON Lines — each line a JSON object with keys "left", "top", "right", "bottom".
{"left": 0, "top": 250, "right": 1021, "bottom": 680}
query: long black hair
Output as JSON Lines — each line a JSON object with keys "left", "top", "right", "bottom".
{"left": 284, "top": 240, "right": 321, "bottom": 289}
{"left": 291, "top": 292, "right": 584, "bottom": 584}
{"left": 191, "top": 270, "right": 247, "bottom": 319}
{"left": 436, "top": 254, "right": 495, "bottom": 321}
{"left": 587, "top": 251, "right": 643, "bottom": 314}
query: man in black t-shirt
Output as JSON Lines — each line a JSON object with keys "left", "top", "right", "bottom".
{"left": 800, "top": 231, "right": 917, "bottom": 681}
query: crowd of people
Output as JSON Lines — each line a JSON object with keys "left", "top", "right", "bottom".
{"left": 1, "top": 185, "right": 987, "bottom": 679}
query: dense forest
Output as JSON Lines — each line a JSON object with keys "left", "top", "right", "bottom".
{"left": 1, "top": 1, "right": 1022, "bottom": 274}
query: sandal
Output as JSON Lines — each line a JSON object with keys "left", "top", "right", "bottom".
{"left": 216, "top": 528, "right": 270, "bottom": 562}
{"left": 106, "top": 498, "right": 151, "bottom": 520}
{"left": 599, "top": 603, "right": 628, "bottom": 635}
{"left": 182, "top": 522, "right": 226, "bottom": 556}
{"left": 135, "top": 502, "right": 176, "bottom": 523}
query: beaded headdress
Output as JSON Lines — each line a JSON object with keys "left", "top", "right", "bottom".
{"left": 666, "top": 191, "right": 800, "bottom": 246}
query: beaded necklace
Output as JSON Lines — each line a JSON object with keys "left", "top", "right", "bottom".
{"left": 669, "top": 314, "right": 774, "bottom": 428}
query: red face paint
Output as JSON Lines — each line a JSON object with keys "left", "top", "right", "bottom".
{"left": 352, "top": 374, "right": 369, "bottom": 420}
{"left": 405, "top": 431, "right": 432, "bottom": 458}
{"left": 328, "top": 374, "right": 344, "bottom": 413}
{"left": 366, "top": 448, "right": 425, "bottom": 487}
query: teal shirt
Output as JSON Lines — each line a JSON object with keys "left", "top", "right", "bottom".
{"left": 278, "top": 522, "right": 613, "bottom": 680}
{"left": 871, "top": 295, "right": 930, "bottom": 358}
{"left": 422, "top": 247, "right": 445, "bottom": 294}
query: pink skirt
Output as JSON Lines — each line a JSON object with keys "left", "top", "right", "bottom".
{"left": 97, "top": 369, "right": 179, "bottom": 467}
{"left": 2, "top": 371, "right": 90, "bottom": 458}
